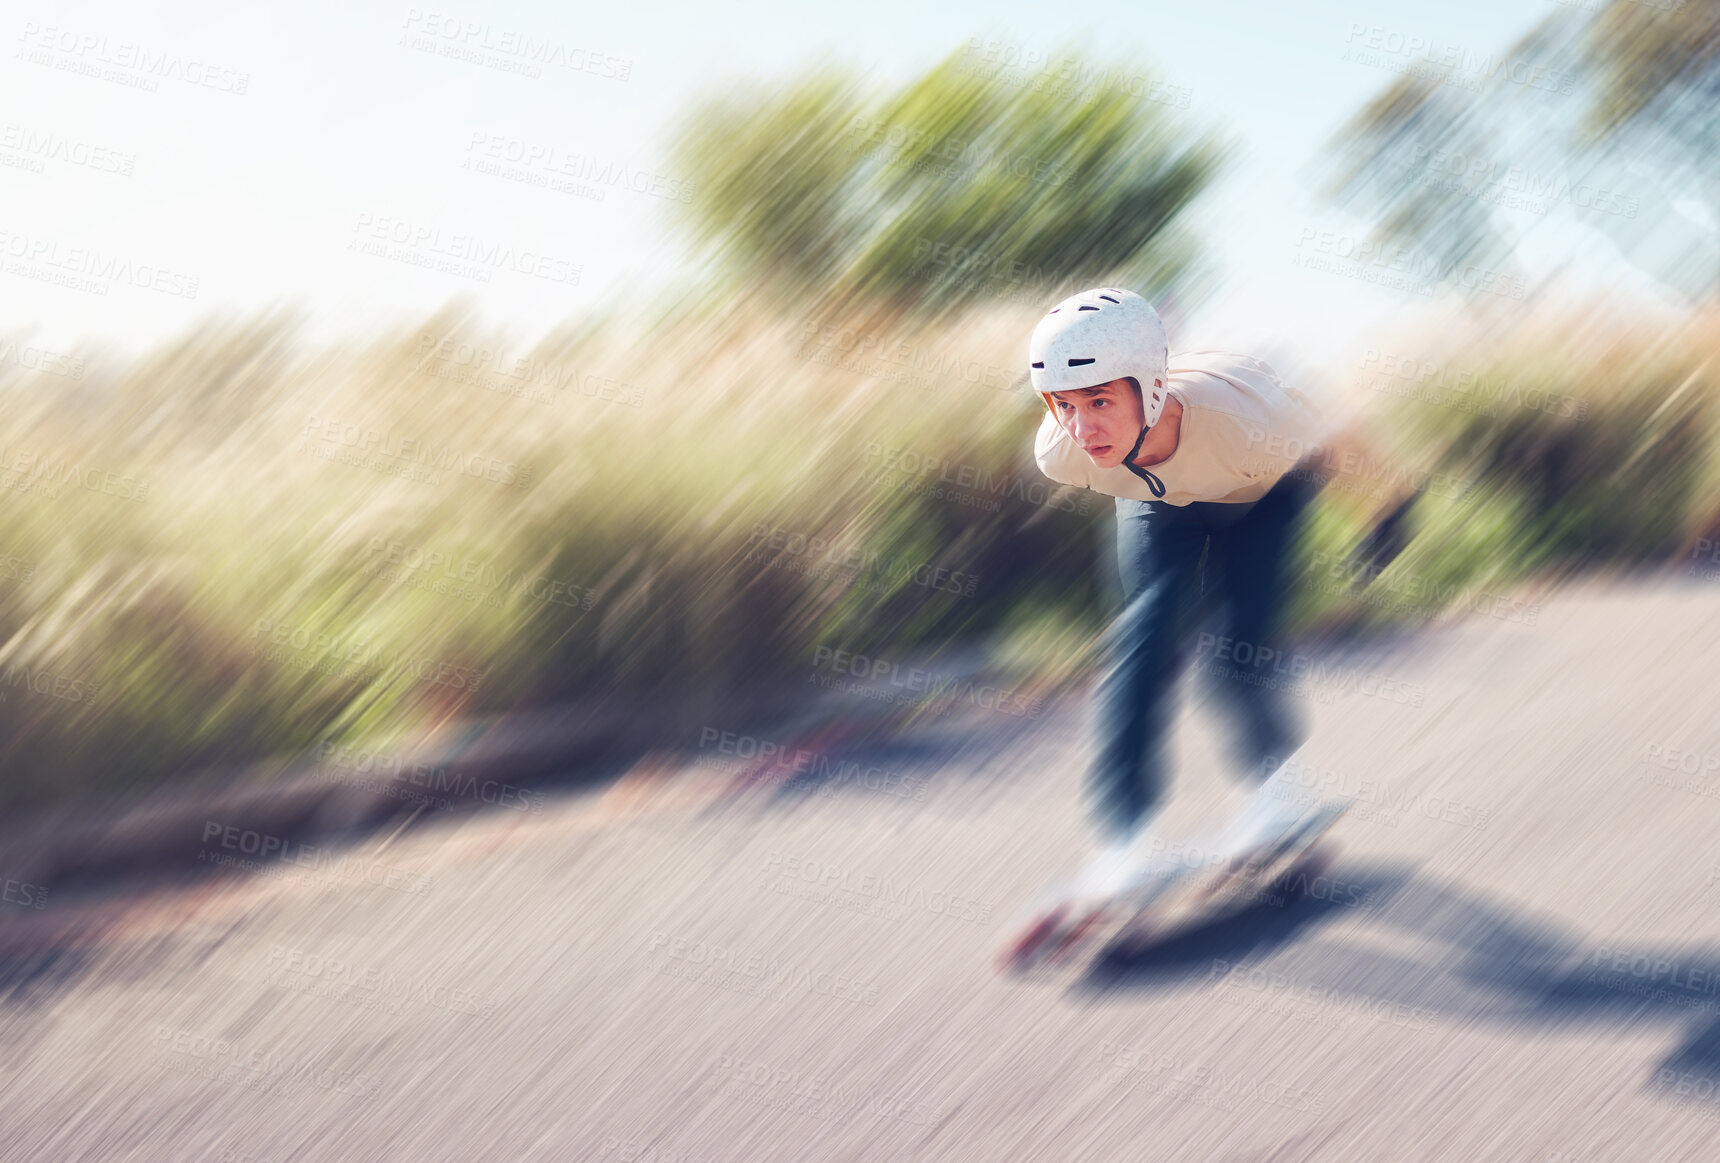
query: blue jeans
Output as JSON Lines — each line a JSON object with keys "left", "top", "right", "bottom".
{"left": 1088, "top": 468, "right": 1315, "bottom": 842}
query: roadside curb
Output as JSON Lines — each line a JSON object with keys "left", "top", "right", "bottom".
{"left": 0, "top": 657, "right": 1063, "bottom": 901}
{"left": 1, "top": 698, "right": 646, "bottom": 896}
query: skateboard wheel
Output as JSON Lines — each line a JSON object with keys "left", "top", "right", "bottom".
{"left": 1046, "top": 906, "right": 1108, "bottom": 964}
{"left": 996, "top": 906, "right": 1068, "bottom": 974}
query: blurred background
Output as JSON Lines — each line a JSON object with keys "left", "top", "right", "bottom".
{"left": 7, "top": 1, "right": 1720, "bottom": 1159}
{"left": 6, "top": 0, "right": 1718, "bottom": 815}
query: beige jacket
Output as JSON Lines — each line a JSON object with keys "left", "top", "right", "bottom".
{"left": 1032, "top": 349, "right": 1326, "bottom": 506}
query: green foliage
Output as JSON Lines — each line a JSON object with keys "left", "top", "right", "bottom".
{"left": 0, "top": 301, "right": 1111, "bottom": 814}
{"left": 1321, "top": 2, "right": 1720, "bottom": 302}
{"left": 1581, "top": 0, "right": 1720, "bottom": 141}
{"left": 667, "top": 45, "right": 1230, "bottom": 322}
{"left": 1291, "top": 315, "right": 1720, "bottom": 634}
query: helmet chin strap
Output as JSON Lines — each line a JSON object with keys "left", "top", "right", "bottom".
{"left": 1120, "top": 422, "right": 1165, "bottom": 498}
{"left": 1125, "top": 423, "right": 1150, "bottom": 464}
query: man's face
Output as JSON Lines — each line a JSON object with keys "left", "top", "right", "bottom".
{"left": 1047, "top": 377, "right": 1146, "bottom": 468}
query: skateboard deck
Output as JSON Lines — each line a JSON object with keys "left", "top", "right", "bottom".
{"left": 996, "top": 800, "right": 1350, "bottom": 977}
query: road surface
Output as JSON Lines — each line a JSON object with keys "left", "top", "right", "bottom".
{"left": 4, "top": 578, "right": 1720, "bottom": 1161}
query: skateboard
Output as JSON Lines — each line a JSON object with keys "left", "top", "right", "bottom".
{"left": 995, "top": 799, "right": 1350, "bottom": 977}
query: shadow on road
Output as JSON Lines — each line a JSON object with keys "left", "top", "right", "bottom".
{"left": 1076, "top": 857, "right": 1720, "bottom": 1112}
{"left": 704, "top": 698, "right": 1049, "bottom": 812}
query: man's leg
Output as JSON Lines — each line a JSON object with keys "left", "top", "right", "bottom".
{"left": 1202, "top": 472, "right": 1315, "bottom": 786}
{"left": 1088, "top": 496, "right": 1208, "bottom": 845}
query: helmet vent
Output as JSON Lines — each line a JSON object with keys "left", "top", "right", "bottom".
{"left": 1030, "top": 361, "right": 1044, "bottom": 369}
{"left": 1067, "top": 357, "right": 1096, "bottom": 367}
{"left": 1047, "top": 308, "right": 1060, "bottom": 314}
{"left": 1077, "top": 305, "right": 1100, "bottom": 311}
{"left": 1098, "top": 295, "right": 1119, "bottom": 303}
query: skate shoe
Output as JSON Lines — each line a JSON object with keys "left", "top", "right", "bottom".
{"left": 1220, "top": 772, "right": 1344, "bottom": 871}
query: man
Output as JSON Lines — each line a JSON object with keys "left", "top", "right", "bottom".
{"left": 1029, "top": 286, "right": 1337, "bottom": 900}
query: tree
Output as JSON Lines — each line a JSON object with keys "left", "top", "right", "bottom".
{"left": 1321, "top": 2, "right": 1720, "bottom": 304}
{"left": 666, "top": 45, "right": 1230, "bottom": 323}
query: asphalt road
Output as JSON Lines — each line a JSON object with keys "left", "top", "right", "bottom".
{"left": 5, "top": 578, "right": 1720, "bottom": 1161}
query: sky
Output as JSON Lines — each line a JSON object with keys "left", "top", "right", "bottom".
{"left": 0, "top": 0, "right": 1660, "bottom": 378}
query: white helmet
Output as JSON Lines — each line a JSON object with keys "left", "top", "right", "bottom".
{"left": 1028, "top": 287, "right": 1171, "bottom": 426}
